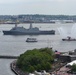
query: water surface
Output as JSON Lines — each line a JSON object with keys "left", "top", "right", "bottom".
{"left": 0, "top": 23, "right": 75, "bottom": 75}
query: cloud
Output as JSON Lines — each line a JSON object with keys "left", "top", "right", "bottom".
{"left": 57, "top": 0, "right": 64, "bottom": 1}
{"left": 0, "top": 0, "right": 76, "bottom": 15}
{"left": 0, "top": 0, "right": 25, "bottom": 4}
{"left": 0, "top": 0, "right": 64, "bottom": 3}
{"left": 49, "top": 0, "right": 66, "bottom": 2}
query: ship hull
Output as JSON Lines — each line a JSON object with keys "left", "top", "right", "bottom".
{"left": 62, "top": 39, "right": 76, "bottom": 41}
{"left": 3, "top": 31, "right": 55, "bottom": 35}
{"left": 26, "top": 40, "right": 37, "bottom": 42}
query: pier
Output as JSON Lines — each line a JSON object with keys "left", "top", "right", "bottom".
{"left": 0, "top": 55, "right": 18, "bottom": 59}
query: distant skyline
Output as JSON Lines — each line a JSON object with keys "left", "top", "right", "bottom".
{"left": 0, "top": 0, "right": 76, "bottom": 15}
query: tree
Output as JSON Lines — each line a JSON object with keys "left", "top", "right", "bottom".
{"left": 71, "top": 64, "right": 76, "bottom": 72}
{"left": 17, "top": 48, "right": 54, "bottom": 72}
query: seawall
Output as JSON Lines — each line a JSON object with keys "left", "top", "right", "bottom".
{"left": 10, "top": 60, "right": 29, "bottom": 75}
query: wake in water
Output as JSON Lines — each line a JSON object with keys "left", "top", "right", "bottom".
{"left": 58, "top": 23, "right": 76, "bottom": 39}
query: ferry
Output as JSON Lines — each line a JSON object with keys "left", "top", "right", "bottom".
{"left": 26, "top": 38, "right": 37, "bottom": 42}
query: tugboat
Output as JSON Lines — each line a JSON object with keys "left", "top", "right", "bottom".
{"left": 3, "top": 23, "right": 55, "bottom": 35}
{"left": 62, "top": 36, "right": 76, "bottom": 41}
{"left": 26, "top": 38, "right": 37, "bottom": 42}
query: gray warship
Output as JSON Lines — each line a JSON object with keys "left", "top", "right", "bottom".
{"left": 3, "top": 23, "right": 55, "bottom": 35}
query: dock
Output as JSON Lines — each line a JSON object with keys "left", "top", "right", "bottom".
{"left": 0, "top": 55, "right": 18, "bottom": 59}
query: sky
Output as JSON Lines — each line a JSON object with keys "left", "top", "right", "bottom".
{"left": 0, "top": 0, "right": 76, "bottom": 15}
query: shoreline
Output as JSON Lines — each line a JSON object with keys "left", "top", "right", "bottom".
{"left": 10, "top": 60, "right": 19, "bottom": 75}
{"left": 10, "top": 60, "right": 28, "bottom": 75}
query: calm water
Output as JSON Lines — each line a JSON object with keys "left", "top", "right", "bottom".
{"left": 0, "top": 23, "right": 76, "bottom": 75}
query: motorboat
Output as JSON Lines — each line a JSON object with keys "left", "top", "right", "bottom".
{"left": 62, "top": 36, "right": 76, "bottom": 41}
{"left": 26, "top": 38, "right": 37, "bottom": 42}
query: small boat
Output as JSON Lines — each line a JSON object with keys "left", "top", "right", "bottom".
{"left": 26, "top": 38, "right": 37, "bottom": 42}
{"left": 62, "top": 36, "right": 76, "bottom": 41}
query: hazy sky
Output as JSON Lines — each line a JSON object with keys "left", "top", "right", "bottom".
{"left": 0, "top": 0, "right": 76, "bottom": 15}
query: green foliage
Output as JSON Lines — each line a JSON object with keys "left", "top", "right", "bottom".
{"left": 71, "top": 64, "right": 76, "bottom": 72}
{"left": 17, "top": 48, "right": 54, "bottom": 72}
{"left": 28, "top": 66, "right": 35, "bottom": 73}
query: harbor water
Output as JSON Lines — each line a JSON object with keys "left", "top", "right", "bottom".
{"left": 0, "top": 23, "right": 76, "bottom": 75}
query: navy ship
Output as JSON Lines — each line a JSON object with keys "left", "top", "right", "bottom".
{"left": 3, "top": 23, "right": 55, "bottom": 35}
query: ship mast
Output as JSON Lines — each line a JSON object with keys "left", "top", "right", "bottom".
{"left": 15, "top": 23, "right": 17, "bottom": 28}
{"left": 15, "top": 20, "right": 19, "bottom": 28}
{"left": 29, "top": 23, "right": 32, "bottom": 29}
